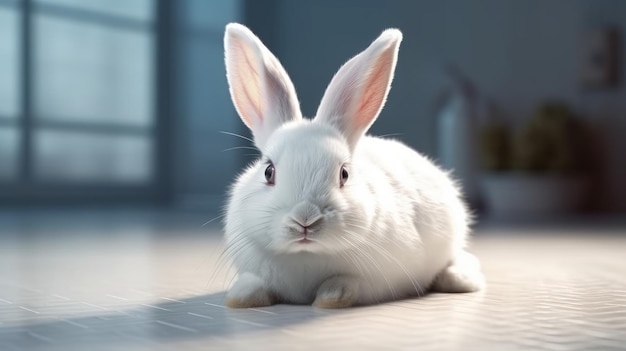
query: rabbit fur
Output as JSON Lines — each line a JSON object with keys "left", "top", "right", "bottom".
{"left": 223, "top": 23, "right": 484, "bottom": 308}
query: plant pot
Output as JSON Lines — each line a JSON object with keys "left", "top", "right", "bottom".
{"left": 481, "top": 173, "right": 588, "bottom": 216}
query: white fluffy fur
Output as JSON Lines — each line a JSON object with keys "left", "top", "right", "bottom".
{"left": 223, "top": 23, "right": 484, "bottom": 308}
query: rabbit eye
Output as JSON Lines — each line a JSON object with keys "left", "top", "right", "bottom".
{"left": 340, "top": 165, "right": 349, "bottom": 187}
{"left": 265, "top": 163, "right": 275, "bottom": 185}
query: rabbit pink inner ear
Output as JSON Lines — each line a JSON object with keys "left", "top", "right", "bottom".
{"left": 225, "top": 23, "right": 302, "bottom": 149}
{"left": 353, "top": 52, "right": 395, "bottom": 131}
{"left": 314, "top": 28, "right": 402, "bottom": 149}
{"left": 225, "top": 31, "right": 264, "bottom": 130}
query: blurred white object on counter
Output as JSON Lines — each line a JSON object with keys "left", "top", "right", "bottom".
{"left": 437, "top": 66, "right": 480, "bottom": 205}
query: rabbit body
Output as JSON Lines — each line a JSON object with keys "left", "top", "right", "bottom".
{"left": 223, "top": 23, "right": 484, "bottom": 308}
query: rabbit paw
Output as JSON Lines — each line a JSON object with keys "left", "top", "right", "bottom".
{"left": 432, "top": 250, "right": 485, "bottom": 293}
{"left": 313, "top": 276, "right": 360, "bottom": 308}
{"left": 226, "top": 272, "right": 274, "bottom": 308}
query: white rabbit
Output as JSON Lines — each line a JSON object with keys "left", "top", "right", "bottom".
{"left": 223, "top": 23, "right": 484, "bottom": 308}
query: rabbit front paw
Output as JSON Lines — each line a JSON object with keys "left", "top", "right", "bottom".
{"left": 226, "top": 272, "right": 275, "bottom": 308}
{"left": 313, "top": 276, "right": 360, "bottom": 308}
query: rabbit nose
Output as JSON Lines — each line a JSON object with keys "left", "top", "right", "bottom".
{"left": 291, "top": 201, "right": 323, "bottom": 221}
{"left": 294, "top": 215, "right": 324, "bottom": 232}
{"left": 288, "top": 202, "right": 324, "bottom": 236}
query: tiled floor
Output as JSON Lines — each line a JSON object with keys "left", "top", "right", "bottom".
{"left": 0, "top": 210, "right": 625, "bottom": 350}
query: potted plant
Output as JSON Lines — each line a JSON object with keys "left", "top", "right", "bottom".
{"left": 480, "top": 102, "right": 590, "bottom": 216}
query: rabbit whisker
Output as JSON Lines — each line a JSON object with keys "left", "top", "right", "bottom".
{"left": 222, "top": 146, "right": 259, "bottom": 152}
{"left": 220, "top": 130, "right": 254, "bottom": 144}
{"left": 201, "top": 214, "right": 225, "bottom": 228}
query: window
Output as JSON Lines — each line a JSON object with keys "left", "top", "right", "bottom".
{"left": 0, "top": 4, "right": 21, "bottom": 180}
{"left": 0, "top": 0, "right": 164, "bottom": 202}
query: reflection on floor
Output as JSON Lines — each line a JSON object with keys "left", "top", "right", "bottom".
{"left": 0, "top": 210, "right": 625, "bottom": 350}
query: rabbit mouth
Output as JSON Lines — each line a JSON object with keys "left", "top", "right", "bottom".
{"left": 290, "top": 234, "right": 315, "bottom": 244}
{"left": 286, "top": 235, "right": 321, "bottom": 252}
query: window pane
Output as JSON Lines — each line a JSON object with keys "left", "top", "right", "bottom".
{"left": 0, "top": 8, "right": 20, "bottom": 118}
{"left": 33, "top": 130, "right": 153, "bottom": 183}
{"left": 0, "top": 127, "right": 20, "bottom": 180}
{"left": 35, "top": 0, "right": 154, "bottom": 21}
{"left": 33, "top": 15, "right": 154, "bottom": 127}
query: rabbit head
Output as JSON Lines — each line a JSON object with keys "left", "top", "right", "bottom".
{"left": 224, "top": 23, "right": 402, "bottom": 255}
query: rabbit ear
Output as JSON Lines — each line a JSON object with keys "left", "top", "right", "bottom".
{"left": 314, "top": 29, "right": 402, "bottom": 149}
{"left": 224, "top": 23, "right": 302, "bottom": 149}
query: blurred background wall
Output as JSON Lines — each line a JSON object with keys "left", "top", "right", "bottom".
{"left": 1, "top": 0, "right": 625, "bottom": 215}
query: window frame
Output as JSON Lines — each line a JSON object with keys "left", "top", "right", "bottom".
{"left": 0, "top": 0, "right": 173, "bottom": 205}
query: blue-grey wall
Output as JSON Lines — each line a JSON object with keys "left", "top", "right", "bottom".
{"left": 172, "top": 0, "right": 626, "bottom": 212}
{"left": 264, "top": 0, "right": 626, "bottom": 212}
{"left": 171, "top": 0, "right": 282, "bottom": 211}
{"left": 172, "top": 0, "right": 245, "bottom": 210}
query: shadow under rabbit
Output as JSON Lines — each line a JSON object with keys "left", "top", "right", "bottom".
{"left": 0, "top": 291, "right": 357, "bottom": 351}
